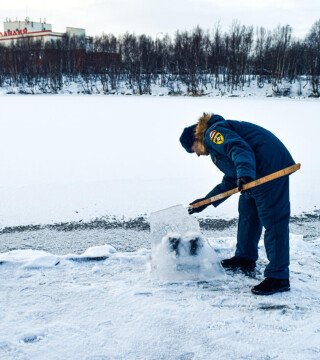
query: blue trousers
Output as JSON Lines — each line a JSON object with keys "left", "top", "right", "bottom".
{"left": 235, "top": 177, "right": 290, "bottom": 279}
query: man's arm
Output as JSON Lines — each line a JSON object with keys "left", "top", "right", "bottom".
{"left": 205, "top": 175, "right": 237, "bottom": 207}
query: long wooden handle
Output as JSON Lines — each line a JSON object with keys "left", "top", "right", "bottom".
{"left": 190, "top": 163, "right": 301, "bottom": 209}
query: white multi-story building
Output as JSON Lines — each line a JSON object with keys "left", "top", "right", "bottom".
{"left": 0, "top": 18, "right": 87, "bottom": 46}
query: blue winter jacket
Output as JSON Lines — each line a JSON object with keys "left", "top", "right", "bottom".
{"left": 204, "top": 115, "right": 295, "bottom": 206}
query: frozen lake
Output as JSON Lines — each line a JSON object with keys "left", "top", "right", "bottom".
{"left": 0, "top": 96, "right": 319, "bottom": 228}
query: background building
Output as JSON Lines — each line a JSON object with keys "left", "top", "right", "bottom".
{"left": 0, "top": 17, "right": 121, "bottom": 75}
{"left": 0, "top": 18, "right": 88, "bottom": 46}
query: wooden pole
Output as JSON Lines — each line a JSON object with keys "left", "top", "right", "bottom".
{"left": 190, "top": 163, "right": 301, "bottom": 209}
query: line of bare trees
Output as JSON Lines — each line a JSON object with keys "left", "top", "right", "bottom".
{"left": 0, "top": 20, "right": 320, "bottom": 95}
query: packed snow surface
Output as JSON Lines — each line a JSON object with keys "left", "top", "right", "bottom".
{"left": 1, "top": 234, "right": 320, "bottom": 360}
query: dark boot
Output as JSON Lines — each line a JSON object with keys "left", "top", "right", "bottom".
{"left": 221, "top": 256, "right": 256, "bottom": 272}
{"left": 251, "top": 277, "right": 290, "bottom": 295}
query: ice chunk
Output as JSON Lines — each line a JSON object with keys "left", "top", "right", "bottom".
{"left": 151, "top": 231, "right": 225, "bottom": 281}
{"left": 150, "top": 205, "right": 199, "bottom": 251}
{"left": 150, "top": 205, "right": 224, "bottom": 281}
{"left": 67, "top": 245, "right": 116, "bottom": 262}
{"left": 82, "top": 245, "right": 116, "bottom": 257}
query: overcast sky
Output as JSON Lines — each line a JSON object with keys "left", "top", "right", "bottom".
{"left": 1, "top": 0, "right": 319, "bottom": 38}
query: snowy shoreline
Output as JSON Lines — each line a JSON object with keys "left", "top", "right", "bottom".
{"left": 1, "top": 78, "right": 320, "bottom": 99}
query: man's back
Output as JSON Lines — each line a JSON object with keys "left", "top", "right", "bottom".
{"left": 205, "top": 115, "right": 295, "bottom": 177}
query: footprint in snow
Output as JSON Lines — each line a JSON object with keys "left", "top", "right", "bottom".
{"left": 20, "top": 333, "right": 45, "bottom": 344}
{"left": 134, "top": 291, "right": 153, "bottom": 296}
{"left": 258, "top": 304, "right": 290, "bottom": 311}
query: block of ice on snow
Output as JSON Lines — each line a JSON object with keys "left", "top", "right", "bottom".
{"left": 151, "top": 231, "right": 225, "bottom": 281}
{"left": 150, "top": 205, "right": 224, "bottom": 281}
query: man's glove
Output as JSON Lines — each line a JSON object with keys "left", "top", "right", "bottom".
{"left": 236, "top": 177, "right": 253, "bottom": 192}
{"left": 188, "top": 197, "right": 210, "bottom": 215}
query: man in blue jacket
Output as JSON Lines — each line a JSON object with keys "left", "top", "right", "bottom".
{"left": 180, "top": 113, "right": 295, "bottom": 295}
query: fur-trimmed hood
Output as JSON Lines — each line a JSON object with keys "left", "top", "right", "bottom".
{"left": 195, "top": 113, "right": 226, "bottom": 146}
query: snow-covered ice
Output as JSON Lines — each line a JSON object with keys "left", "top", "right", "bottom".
{"left": 0, "top": 96, "right": 319, "bottom": 359}
{"left": 0, "top": 96, "right": 318, "bottom": 226}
